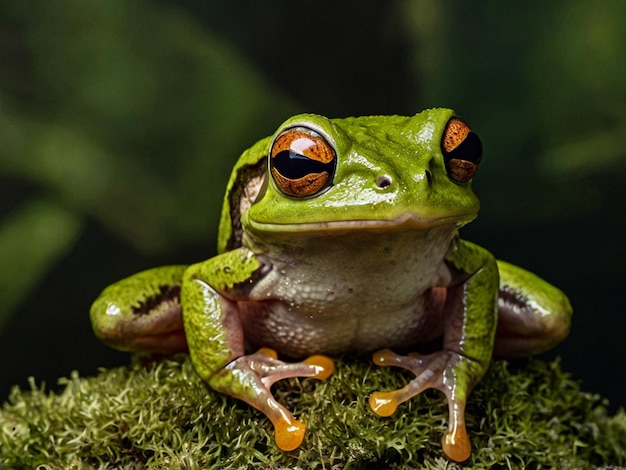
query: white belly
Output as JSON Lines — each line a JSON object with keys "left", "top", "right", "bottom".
{"left": 238, "top": 227, "right": 456, "bottom": 357}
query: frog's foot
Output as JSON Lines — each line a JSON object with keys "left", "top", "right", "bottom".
{"left": 368, "top": 349, "right": 473, "bottom": 462}
{"left": 210, "top": 348, "right": 334, "bottom": 451}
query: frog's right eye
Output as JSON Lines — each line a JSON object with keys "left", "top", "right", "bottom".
{"left": 441, "top": 118, "right": 483, "bottom": 184}
{"left": 269, "top": 126, "right": 337, "bottom": 198}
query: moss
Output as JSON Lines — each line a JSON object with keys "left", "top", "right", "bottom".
{"left": 0, "top": 356, "right": 624, "bottom": 469}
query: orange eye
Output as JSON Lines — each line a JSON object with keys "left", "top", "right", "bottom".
{"left": 441, "top": 118, "right": 483, "bottom": 183}
{"left": 269, "top": 126, "right": 337, "bottom": 198}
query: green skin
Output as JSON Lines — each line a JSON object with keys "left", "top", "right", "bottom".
{"left": 90, "top": 109, "right": 572, "bottom": 462}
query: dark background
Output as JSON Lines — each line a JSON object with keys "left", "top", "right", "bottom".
{"left": 1, "top": 1, "right": 624, "bottom": 411}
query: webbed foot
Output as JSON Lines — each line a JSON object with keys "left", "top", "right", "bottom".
{"left": 369, "top": 349, "right": 478, "bottom": 462}
{"left": 209, "top": 348, "right": 334, "bottom": 451}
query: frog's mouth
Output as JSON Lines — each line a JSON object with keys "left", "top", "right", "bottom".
{"left": 248, "top": 211, "right": 477, "bottom": 234}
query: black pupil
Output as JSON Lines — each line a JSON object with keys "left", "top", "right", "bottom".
{"left": 273, "top": 150, "right": 333, "bottom": 179}
{"left": 445, "top": 132, "right": 483, "bottom": 164}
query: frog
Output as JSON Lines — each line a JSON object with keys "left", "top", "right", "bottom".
{"left": 90, "top": 108, "right": 572, "bottom": 462}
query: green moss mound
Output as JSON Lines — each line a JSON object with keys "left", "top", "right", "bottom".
{"left": 1, "top": 356, "right": 624, "bottom": 469}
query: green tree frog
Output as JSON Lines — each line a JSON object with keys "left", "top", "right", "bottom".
{"left": 90, "top": 109, "right": 572, "bottom": 462}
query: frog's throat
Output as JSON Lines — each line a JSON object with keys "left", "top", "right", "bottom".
{"left": 247, "top": 212, "right": 476, "bottom": 234}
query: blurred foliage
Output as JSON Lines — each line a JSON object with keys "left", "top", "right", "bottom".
{"left": 0, "top": 0, "right": 299, "bottom": 328}
{"left": 0, "top": 200, "right": 81, "bottom": 328}
{"left": 0, "top": 0, "right": 625, "bottom": 409}
{"left": 404, "top": 0, "right": 626, "bottom": 223}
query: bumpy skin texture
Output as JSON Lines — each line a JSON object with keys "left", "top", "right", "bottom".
{"left": 90, "top": 109, "right": 572, "bottom": 462}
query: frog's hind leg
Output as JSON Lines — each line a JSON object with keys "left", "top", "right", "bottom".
{"left": 90, "top": 265, "right": 189, "bottom": 355}
{"left": 494, "top": 260, "right": 572, "bottom": 357}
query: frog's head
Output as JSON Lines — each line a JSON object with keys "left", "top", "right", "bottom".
{"left": 220, "top": 108, "right": 483, "bottom": 251}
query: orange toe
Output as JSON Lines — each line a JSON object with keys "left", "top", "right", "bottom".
{"left": 441, "top": 425, "right": 471, "bottom": 462}
{"left": 368, "top": 391, "right": 399, "bottom": 417}
{"left": 257, "top": 347, "right": 278, "bottom": 359}
{"left": 274, "top": 419, "right": 307, "bottom": 452}
{"left": 304, "top": 355, "right": 335, "bottom": 380}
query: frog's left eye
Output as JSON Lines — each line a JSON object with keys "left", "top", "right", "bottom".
{"left": 270, "top": 126, "right": 337, "bottom": 198}
{"left": 441, "top": 118, "right": 483, "bottom": 183}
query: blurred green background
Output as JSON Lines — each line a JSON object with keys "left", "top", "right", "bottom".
{"left": 1, "top": 0, "right": 624, "bottom": 410}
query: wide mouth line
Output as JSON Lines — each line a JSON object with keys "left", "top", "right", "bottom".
{"left": 248, "top": 212, "right": 475, "bottom": 233}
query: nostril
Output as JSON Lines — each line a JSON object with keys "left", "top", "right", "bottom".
{"left": 376, "top": 175, "right": 392, "bottom": 188}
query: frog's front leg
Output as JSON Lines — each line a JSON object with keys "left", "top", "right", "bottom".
{"left": 181, "top": 248, "right": 334, "bottom": 451}
{"left": 369, "top": 240, "right": 498, "bottom": 462}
